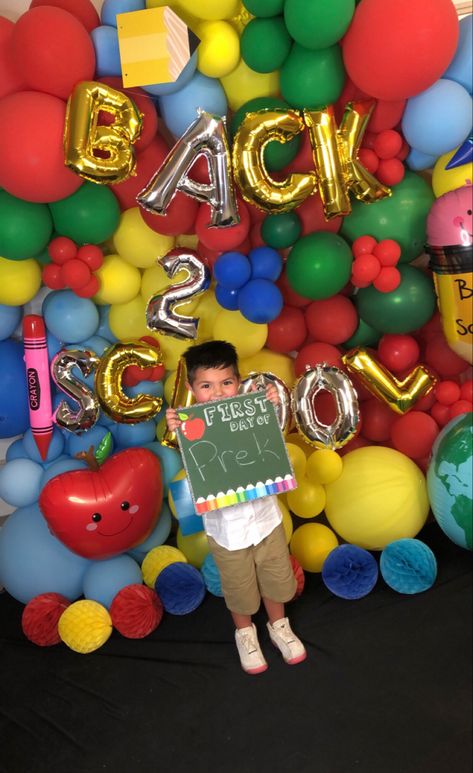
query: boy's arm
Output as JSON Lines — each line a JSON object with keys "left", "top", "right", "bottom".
{"left": 165, "top": 407, "right": 181, "bottom": 432}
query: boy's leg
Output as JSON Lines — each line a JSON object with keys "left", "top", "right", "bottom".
{"left": 231, "top": 611, "right": 253, "bottom": 629}
{"left": 262, "top": 598, "right": 285, "bottom": 625}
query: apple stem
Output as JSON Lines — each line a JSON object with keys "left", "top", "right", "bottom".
{"left": 75, "top": 445, "right": 100, "bottom": 471}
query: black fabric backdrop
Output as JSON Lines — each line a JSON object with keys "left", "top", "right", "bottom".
{"left": 0, "top": 523, "right": 471, "bottom": 773}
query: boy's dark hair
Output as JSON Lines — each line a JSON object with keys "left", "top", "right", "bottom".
{"left": 183, "top": 340, "right": 239, "bottom": 384}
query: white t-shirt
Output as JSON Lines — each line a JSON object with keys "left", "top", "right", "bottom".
{"left": 202, "top": 495, "right": 282, "bottom": 551}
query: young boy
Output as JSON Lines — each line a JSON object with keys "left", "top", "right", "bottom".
{"left": 166, "top": 340, "right": 306, "bottom": 675}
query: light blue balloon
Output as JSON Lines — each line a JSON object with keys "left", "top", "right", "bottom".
{"left": 112, "top": 419, "right": 156, "bottom": 448}
{"left": 23, "top": 427, "right": 65, "bottom": 464}
{"left": 0, "top": 504, "right": 90, "bottom": 604}
{"left": 0, "top": 304, "right": 22, "bottom": 340}
{"left": 142, "top": 52, "right": 198, "bottom": 96}
{"left": 91, "top": 25, "right": 122, "bottom": 77}
{"left": 444, "top": 15, "right": 472, "bottom": 94}
{"left": 128, "top": 502, "right": 172, "bottom": 562}
{"left": 159, "top": 71, "right": 228, "bottom": 137}
{"left": 406, "top": 147, "right": 438, "bottom": 171}
{"left": 43, "top": 454, "right": 71, "bottom": 468}
{"left": 5, "top": 438, "right": 28, "bottom": 462}
{"left": 97, "top": 305, "right": 118, "bottom": 343}
{"left": 145, "top": 441, "right": 181, "bottom": 495}
{"left": 402, "top": 79, "right": 473, "bottom": 157}
{"left": 82, "top": 554, "right": 142, "bottom": 609}
{"left": 78, "top": 335, "right": 111, "bottom": 356}
{"left": 66, "top": 424, "right": 112, "bottom": 458}
{"left": 0, "top": 458, "right": 43, "bottom": 507}
{"left": 101, "top": 0, "right": 145, "bottom": 27}
{"left": 47, "top": 332, "right": 64, "bottom": 362}
{"left": 43, "top": 290, "right": 99, "bottom": 344}
{"left": 125, "top": 379, "right": 164, "bottom": 399}
{"left": 41, "top": 458, "right": 87, "bottom": 489}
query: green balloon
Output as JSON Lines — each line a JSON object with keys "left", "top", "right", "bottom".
{"left": 341, "top": 172, "right": 435, "bottom": 263}
{"left": 0, "top": 190, "right": 52, "bottom": 261}
{"left": 243, "top": 0, "right": 285, "bottom": 17}
{"left": 357, "top": 265, "right": 436, "bottom": 334}
{"left": 49, "top": 183, "right": 120, "bottom": 245}
{"left": 231, "top": 97, "right": 301, "bottom": 172}
{"left": 261, "top": 212, "right": 301, "bottom": 248}
{"left": 342, "top": 316, "right": 381, "bottom": 348}
{"left": 284, "top": 0, "right": 355, "bottom": 49}
{"left": 280, "top": 43, "right": 345, "bottom": 109}
{"left": 286, "top": 232, "right": 353, "bottom": 299}
{"left": 241, "top": 17, "right": 292, "bottom": 73}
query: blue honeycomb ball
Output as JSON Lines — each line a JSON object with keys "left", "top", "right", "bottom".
{"left": 380, "top": 538, "right": 437, "bottom": 594}
{"left": 201, "top": 553, "right": 224, "bottom": 597}
{"left": 155, "top": 562, "right": 206, "bottom": 615}
{"left": 322, "top": 544, "right": 378, "bottom": 600}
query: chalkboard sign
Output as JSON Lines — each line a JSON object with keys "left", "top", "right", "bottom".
{"left": 177, "top": 392, "right": 296, "bottom": 514}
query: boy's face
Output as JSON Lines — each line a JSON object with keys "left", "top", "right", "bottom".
{"left": 187, "top": 366, "right": 240, "bottom": 403}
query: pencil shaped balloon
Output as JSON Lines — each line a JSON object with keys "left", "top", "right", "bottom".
{"left": 22, "top": 315, "right": 53, "bottom": 460}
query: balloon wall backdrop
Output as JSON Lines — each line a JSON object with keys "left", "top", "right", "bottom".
{"left": 0, "top": 0, "right": 472, "bottom": 652}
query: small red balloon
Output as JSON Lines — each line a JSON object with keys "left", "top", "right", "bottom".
{"left": 76, "top": 244, "right": 104, "bottom": 271}
{"left": 48, "top": 236, "right": 78, "bottom": 264}
{"left": 425, "top": 333, "right": 470, "bottom": 378}
{"left": 361, "top": 397, "right": 397, "bottom": 442}
{"left": 430, "top": 401, "right": 452, "bottom": 427}
{"left": 305, "top": 295, "right": 358, "bottom": 345}
{"left": 267, "top": 306, "right": 307, "bottom": 354}
{"left": 373, "top": 239, "right": 401, "bottom": 266}
{"left": 373, "top": 266, "right": 401, "bottom": 293}
{"left": 352, "top": 254, "right": 381, "bottom": 284}
{"left": 460, "top": 380, "right": 473, "bottom": 403}
{"left": 42, "top": 263, "right": 66, "bottom": 290}
{"left": 358, "top": 148, "right": 379, "bottom": 175}
{"left": 376, "top": 158, "right": 405, "bottom": 186}
{"left": 369, "top": 100, "right": 406, "bottom": 133}
{"left": 449, "top": 400, "right": 473, "bottom": 419}
{"left": 435, "top": 380, "right": 461, "bottom": 406}
{"left": 373, "top": 130, "right": 403, "bottom": 159}
{"left": 294, "top": 342, "right": 341, "bottom": 376}
{"left": 378, "top": 334, "right": 420, "bottom": 372}
{"left": 60, "top": 259, "right": 91, "bottom": 289}
{"left": 75, "top": 274, "right": 100, "bottom": 298}
{"left": 352, "top": 235, "right": 377, "bottom": 258}
{"left": 390, "top": 411, "right": 439, "bottom": 459}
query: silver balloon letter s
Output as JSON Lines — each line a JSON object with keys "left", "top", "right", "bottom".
{"left": 51, "top": 349, "right": 101, "bottom": 434}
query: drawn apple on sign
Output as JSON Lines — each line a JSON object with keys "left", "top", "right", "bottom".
{"left": 179, "top": 412, "right": 206, "bottom": 441}
{"left": 39, "top": 448, "right": 163, "bottom": 559}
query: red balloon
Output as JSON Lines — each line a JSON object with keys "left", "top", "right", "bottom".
{"left": 361, "top": 397, "right": 397, "bottom": 441}
{"left": 75, "top": 274, "right": 100, "bottom": 298}
{"left": 42, "top": 263, "right": 66, "bottom": 290}
{"left": 352, "top": 235, "right": 377, "bottom": 257}
{"left": 0, "top": 18, "right": 26, "bottom": 99}
{"left": 297, "top": 192, "right": 343, "bottom": 236}
{"left": 414, "top": 388, "right": 436, "bottom": 413}
{"left": 196, "top": 199, "right": 250, "bottom": 251}
{"left": 29, "top": 0, "right": 100, "bottom": 31}
{"left": 277, "top": 270, "right": 311, "bottom": 308}
{"left": 294, "top": 342, "right": 341, "bottom": 376}
{"left": 358, "top": 148, "right": 379, "bottom": 175}
{"left": 352, "top": 254, "right": 380, "bottom": 284}
{"left": 397, "top": 140, "right": 410, "bottom": 161}
{"left": 373, "top": 239, "right": 401, "bottom": 266}
{"left": 460, "top": 380, "right": 473, "bottom": 403}
{"left": 113, "top": 135, "right": 170, "bottom": 211}
{"left": 430, "top": 401, "right": 451, "bottom": 427}
{"left": 305, "top": 295, "right": 358, "bottom": 345}
{"left": 48, "top": 236, "right": 78, "bottom": 264}
{"left": 267, "top": 306, "right": 307, "bottom": 354}
{"left": 369, "top": 99, "right": 406, "bottom": 133}
{"left": 250, "top": 221, "right": 265, "bottom": 248}
{"left": 77, "top": 244, "right": 103, "bottom": 271}
{"left": 280, "top": 126, "right": 315, "bottom": 175}
{"left": 425, "top": 333, "right": 470, "bottom": 378}
{"left": 449, "top": 400, "right": 473, "bottom": 420}
{"left": 378, "top": 334, "right": 420, "bottom": 372}
{"left": 0, "top": 91, "right": 83, "bottom": 203}
{"left": 415, "top": 310, "right": 443, "bottom": 342}
{"left": 373, "top": 130, "right": 403, "bottom": 159}
{"left": 140, "top": 190, "right": 199, "bottom": 236}
{"left": 373, "top": 266, "right": 401, "bottom": 293}
{"left": 12, "top": 7, "right": 95, "bottom": 100}
{"left": 312, "top": 390, "right": 338, "bottom": 425}
{"left": 376, "top": 158, "right": 405, "bottom": 187}
{"left": 343, "top": 0, "right": 459, "bottom": 101}
{"left": 390, "top": 411, "right": 439, "bottom": 459}
{"left": 60, "top": 258, "right": 91, "bottom": 289}
{"left": 435, "top": 380, "right": 461, "bottom": 406}
{"left": 245, "top": 200, "right": 267, "bottom": 224}
{"left": 99, "top": 76, "right": 158, "bottom": 153}
{"left": 338, "top": 434, "right": 370, "bottom": 456}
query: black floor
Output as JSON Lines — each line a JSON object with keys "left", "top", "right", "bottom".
{"left": 1, "top": 523, "right": 471, "bottom": 773}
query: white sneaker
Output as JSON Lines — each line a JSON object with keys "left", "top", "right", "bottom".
{"left": 235, "top": 624, "right": 268, "bottom": 675}
{"left": 267, "top": 618, "right": 307, "bottom": 665}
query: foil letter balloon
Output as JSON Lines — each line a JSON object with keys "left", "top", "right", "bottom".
{"left": 239, "top": 372, "right": 291, "bottom": 434}
{"left": 51, "top": 349, "right": 101, "bottom": 434}
{"left": 425, "top": 184, "right": 473, "bottom": 365}
{"left": 292, "top": 364, "right": 360, "bottom": 449}
{"left": 232, "top": 109, "right": 317, "bottom": 214}
{"left": 137, "top": 111, "right": 239, "bottom": 228}
{"left": 160, "top": 357, "right": 195, "bottom": 449}
{"left": 95, "top": 342, "right": 163, "bottom": 423}
{"left": 146, "top": 249, "right": 211, "bottom": 340}
{"left": 64, "top": 81, "right": 143, "bottom": 184}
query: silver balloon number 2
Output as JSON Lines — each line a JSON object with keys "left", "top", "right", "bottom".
{"left": 146, "top": 249, "right": 211, "bottom": 340}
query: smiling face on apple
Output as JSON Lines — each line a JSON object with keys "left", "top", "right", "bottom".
{"left": 39, "top": 448, "right": 163, "bottom": 559}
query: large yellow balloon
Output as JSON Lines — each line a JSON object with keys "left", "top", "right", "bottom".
{"left": 113, "top": 207, "right": 175, "bottom": 268}
{"left": 325, "top": 446, "right": 429, "bottom": 550}
{"left": 432, "top": 146, "right": 473, "bottom": 198}
{"left": 287, "top": 477, "right": 326, "bottom": 519}
{"left": 109, "top": 295, "right": 149, "bottom": 340}
{"left": 197, "top": 20, "right": 240, "bottom": 78}
{"left": 177, "top": 528, "right": 210, "bottom": 568}
{"left": 240, "top": 349, "right": 295, "bottom": 387}
{"left": 290, "top": 523, "right": 338, "bottom": 573}
{"left": 93, "top": 253, "right": 141, "bottom": 305}
{"left": 212, "top": 309, "right": 267, "bottom": 359}
{"left": 221, "top": 58, "right": 279, "bottom": 111}
{"left": 0, "top": 257, "right": 41, "bottom": 305}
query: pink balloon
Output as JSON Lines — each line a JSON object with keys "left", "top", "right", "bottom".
{"left": 426, "top": 186, "right": 473, "bottom": 247}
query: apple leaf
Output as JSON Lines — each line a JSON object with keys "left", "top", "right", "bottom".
{"left": 95, "top": 432, "right": 113, "bottom": 465}
{"left": 178, "top": 412, "right": 189, "bottom": 421}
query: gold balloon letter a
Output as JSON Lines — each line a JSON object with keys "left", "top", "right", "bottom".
{"left": 64, "top": 81, "right": 143, "bottom": 184}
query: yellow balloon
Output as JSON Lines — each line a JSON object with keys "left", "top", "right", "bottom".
{"left": 287, "top": 477, "right": 326, "bottom": 519}
{"left": 113, "top": 207, "right": 175, "bottom": 268}
{"left": 154, "top": 332, "right": 194, "bottom": 371}
{"left": 142, "top": 545, "right": 188, "bottom": 587}
{"left": 306, "top": 449, "right": 343, "bottom": 485}
{"left": 141, "top": 264, "right": 199, "bottom": 315}
{"left": 286, "top": 442, "right": 307, "bottom": 478}
{"left": 58, "top": 600, "right": 112, "bottom": 653}
{"left": 285, "top": 432, "right": 313, "bottom": 457}
{"left": 109, "top": 295, "right": 149, "bottom": 340}
{"left": 93, "top": 253, "right": 141, "bottom": 305}
{"left": 432, "top": 147, "right": 473, "bottom": 198}
{"left": 221, "top": 58, "right": 279, "bottom": 111}
{"left": 279, "top": 498, "right": 293, "bottom": 544}
{"left": 240, "top": 349, "right": 296, "bottom": 388}
{"left": 212, "top": 309, "right": 267, "bottom": 359}
{"left": 197, "top": 20, "right": 240, "bottom": 78}
{"left": 176, "top": 234, "right": 199, "bottom": 249}
{"left": 176, "top": 528, "right": 210, "bottom": 568}
{"left": 0, "top": 257, "right": 41, "bottom": 305}
{"left": 325, "top": 446, "right": 429, "bottom": 550}
{"left": 177, "top": 0, "right": 239, "bottom": 20}
{"left": 290, "top": 523, "right": 339, "bottom": 573}
{"left": 156, "top": 415, "right": 167, "bottom": 441}
{"left": 164, "top": 369, "right": 177, "bottom": 405}
{"left": 195, "top": 289, "right": 222, "bottom": 343}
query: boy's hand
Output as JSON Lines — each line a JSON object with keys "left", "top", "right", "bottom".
{"left": 165, "top": 407, "right": 181, "bottom": 432}
{"left": 265, "top": 383, "right": 280, "bottom": 407}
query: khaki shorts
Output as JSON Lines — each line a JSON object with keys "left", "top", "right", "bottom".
{"left": 207, "top": 523, "right": 297, "bottom": 615}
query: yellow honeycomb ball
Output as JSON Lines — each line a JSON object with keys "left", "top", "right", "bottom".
{"left": 0, "top": 256, "right": 41, "bottom": 305}
{"left": 58, "top": 600, "right": 112, "bottom": 654}
{"left": 306, "top": 449, "right": 343, "bottom": 485}
{"left": 113, "top": 207, "right": 175, "bottom": 268}
{"left": 93, "top": 253, "right": 141, "bottom": 305}
{"left": 290, "top": 523, "right": 339, "bottom": 573}
{"left": 142, "top": 545, "right": 188, "bottom": 588}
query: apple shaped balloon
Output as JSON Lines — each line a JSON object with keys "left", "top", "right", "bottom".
{"left": 39, "top": 448, "right": 163, "bottom": 559}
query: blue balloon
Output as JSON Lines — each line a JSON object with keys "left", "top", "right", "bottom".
{"left": 43, "top": 290, "right": 99, "bottom": 344}
{"left": 78, "top": 335, "right": 112, "bottom": 356}
{"left": 201, "top": 552, "right": 224, "bottom": 597}
{"left": 238, "top": 278, "right": 283, "bottom": 323}
{"left": 47, "top": 332, "right": 64, "bottom": 361}
{"left": 112, "top": 419, "right": 156, "bottom": 448}
{"left": 402, "top": 79, "right": 473, "bottom": 157}
{"left": 128, "top": 502, "right": 172, "bottom": 563}
{"left": 91, "top": 26, "right": 122, "bottom": 77}
{"left": 380, "top": 538, "right": 437, "bottom": 594}
{"left": 214, "top": 251, "right": 251, "bottom": 289}
{"left": 215, "top": 283, "right": 240, "bottom": 311}
{"left": 155, "top": 562, "right": 206, "bottom": 615}
{"left": 101, "top": 0, "right": 145, "bottom": 26}
{"left": 143, "top": 52, "right": 198, "bottom": 97}
{"left": 41, "top": 458, "right": 87, "bottom": 489}
{"left": 406, "top": 147, "right": 438, "bottom": 171}
{"left": 248, "top": 246, "right": 283, "bottom": 281}
{"left": 0, "top": 458, "right": 43, "bottom": 507}
{"left": 23, "top": 427, "right": 65, "bottom": 464}
{"left": 5, "top": 438, "right": 28, "bottom": 462}
{"left": 159, "top": 71, "right": 227, "bottom": 137}
{"left": 125, "top": 379, "right": 164, "bottom": 399}
{"left": 66, "top": 424, "right": 112, "bottom": 458}
{"left": 0, "top": 504, "right": 90, "bottom": 604}
{"left": 322, "top": 544, "right": 379, "bottom": 600}
{"left": 0, "top": 340, "right": 29, "bottom": 438}
{"left": 0, "top": 304, "right": 22, "bottom": 340}
{"left": 82, "top": 554, "right": 142, "bottom": 609}
{"left": 145, "top": 441, "right": 181, "bottom": 495}
{"left": 444, "top": 15, "right": 472, "bottom": 94}
{"left": 97, "top": 305, "right": 118, "bottom": 342}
